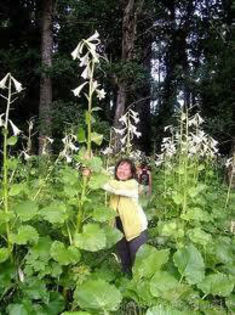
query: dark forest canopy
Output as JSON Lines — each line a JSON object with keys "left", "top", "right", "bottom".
{"left": 0, "top": 0, "right": 234, "bottom": 155}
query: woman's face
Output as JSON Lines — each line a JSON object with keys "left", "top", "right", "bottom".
{"left": 116, "top": 162, "right": 132, "bottom": 181}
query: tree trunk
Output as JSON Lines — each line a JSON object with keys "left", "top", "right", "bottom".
{"left": 113, "top": 0, "right": 143, "bottom": 151}
{"left": 39, "top": 0, "right": 53, "bottom": 154}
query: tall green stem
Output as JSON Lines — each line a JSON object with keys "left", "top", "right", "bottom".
{"left": 87, "top": 61, "right": 95, "bottom": 158}
{"left": 2, "top": 78, "right": 12, "bottom": 252}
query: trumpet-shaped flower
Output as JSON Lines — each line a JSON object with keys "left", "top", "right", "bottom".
{"left": 11, "top": 76, "right": 23, "bottom": 92}
{"left": 72, "top": 82, "right": 88, "bottom": 97}
{"left": 0, "top": 113, "right": 5, "bottom": 127}
{"left": 9, "top": 120, "right": 22, "bottom": 136}
{"left": 0, "top": 73, "right": 10, "bottom": 89}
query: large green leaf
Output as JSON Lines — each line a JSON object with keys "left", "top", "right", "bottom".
{"left": 132, "top": 245, "right": 170, "bottom": 280}
{"left": 11, "top": 225, "right": 39, "bottom": 245}
{"left": 197, "top": 272, "right": 234, "bottom": 297}
{"left": 74, "top": 223, "right": 106, "bottom": 252}
{"left": 150, "top": 271, "right": 179, "bottom": 298}
{"left": 6, "top": 304, "right": 28, "bottom": 315}
{"left": 86, "top": 157, "right": 103, "bottom": 172}
{"left": 74, "top": 279, "right": 122, "bottom": 312}
{"left": 92, "top": 206, "right": 116, "bottom": 222}
{"left": 40, "top": 201, "right": 68, "bottom": 224}
{"left": 9, "top": 183, "right": 23, "bottom": 196}
{"left": 88, "top": 173, "right": 109, "bottom": 190}
{"left": 50, "top": 241, "right": 81, "bottom": 265}
{"left": 187, "top": 228, "right": 212, "bottom": 246}
{"left": 0, "top": 247, "right": 9, "bottom": 263}
{"left": 14, "top": 200, "right": 39, "bottom": 222}
{"left": 173, "top": 243, "right": 205, "bottom": 284}
{"left": 181, "top": 207, "right": 211, "bottom": 222}
{"left": 77, "top": 127, "right": 86, "bottom": 143}
{"left": 91, "top": 132, "right": 103, "bottom": 146}
{"left": 62, "top": 312, "right": 91, "bottom": 315}
{"left": 103, "top": 226, "right": 123, "bottom": 249}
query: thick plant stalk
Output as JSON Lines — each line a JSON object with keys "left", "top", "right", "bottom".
{"left": 2, "top": 79, "right": 12, "bottom": 253}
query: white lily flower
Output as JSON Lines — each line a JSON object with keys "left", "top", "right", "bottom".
{"left": 18, "top": 267, "right": 24, "bottom": 283}
{"left": 96, "top": 88, "right": 106, "bottom": 100}
{"left": 79, "top": 52, "right": 90, "bottom": 67}
{"left": 120, "top": 135, "right": 127, "bottom": 145}
{"left": 11, "top": 76, "right": 23, "bottom": 92}
{"left": 0, "top": 73, "right": 10, "bottom": 89}
{"left": 134, "top": 131, "right": 142, "bottom": 138}
{"left": 91, "top": 80, "right": 99, "bottom": 93}
{"left": 119, "top": 115, "right": 127, "bottom": 126}
{"left": 0, "top": 113, "right": 5, "bottom": 127}
{"left": 87, "top": 30, "right": 100, "bottom": 43}
{"left": 71, "top": 42, "right": 84, "bottom": 60}
{"left": 113, "top": 127, "right": 126, "bottom": 136}
{"left": 9, "top": 120, "right": 22, "bottom": 136}
{"left": 131, "top": 114, "right": 140, "bottom": 124}
{"left": 22, "top": 151, "right": 31, "bottom": 160}
{"left": 81, "top": 65, "right": 91, "bottom": 79}
{"left": 101, "top": 147, "right": 113, "bottom": 155}
{"left": 72, "top": 82, "right": 88, "bottom": 97}
{"left": 45, "top": 136, "right": 54, "bottom": 144}
{"left": 68, "top": 142, "right": 79, "bottom": 152}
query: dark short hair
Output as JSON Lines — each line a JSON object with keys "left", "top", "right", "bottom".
{"left": 114, "top": 158, "right": 137, "bottom": 180}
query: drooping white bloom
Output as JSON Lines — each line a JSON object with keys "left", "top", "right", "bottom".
{"left": 45, "top": 136, "right": 54, "bottom": 144}
{"left": 113, "top": 127, "right": 126, "bottom": 136}
{"left": 71, "top": 42, "right": 85, "bottom": 60}
{"left": 101, "top": 147, "right": 113, "bottom": 155}
{"left": 119, "top": 115, "right": 127, "bottom": 126}
{"left": 0, "top": 113, "right": 5, "bottom": 127}
{"left": 22, "top": 151, "right": 31, "bottom": 160}
{"left": 72, "top": 82, "right": 88, "bottom": 97}
{"left": 91, "top": 80, "right": 99, "bottom": 93}
{"left": 0, "top": 73, "right": 10, "bottom": 89}
{"left": 79, "top": 52, "right": 90, "bottom": 67}
{"left": 9, "top": 120, "right": 22, "bottom": 136}
{"left": 96, "top": 88, "right": 106, "bottom": 100}
{"left": 81, "top": 65, "right": 91, "bottom": 80}
{"left": 11, "top": 76, "right": 23, "bottom": 92}
{"left": 86, "top": 30, "right": 100, "bottom": 43}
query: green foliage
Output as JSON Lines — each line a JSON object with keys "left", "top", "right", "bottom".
{"left": 74, "top": 279, "right": 122, "bottom": 312}
{"left": 50, "top": 241, "right": 81, "bottom": 265}
{"left": 74, "top": 223, "right": 106, "bottom": 252}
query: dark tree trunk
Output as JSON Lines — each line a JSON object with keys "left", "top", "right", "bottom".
{"left": 113, "top": 0, "right": 143, "bottom": 151}
{"left": 39, "top": 0, "right": 53, "bottom": 154}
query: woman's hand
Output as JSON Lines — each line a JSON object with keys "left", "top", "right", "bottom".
{"left": 82, "top": 167, "right": 91, "bottom": 177}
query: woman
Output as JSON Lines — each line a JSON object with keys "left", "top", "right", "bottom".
{"left": 103, "top": 158, "right": 148, "bottom": 274}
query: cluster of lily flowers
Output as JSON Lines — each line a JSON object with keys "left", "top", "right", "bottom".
{"left": 71, "top": 30, "right": 106, "bottom": 101}
{"left": 155, "top": 112, "right": 220, "bottom": 167}
{"left": 113, "top": 108, "right": 141, "bottom": 152}
{"left": 0, "top": 73, "right": 23, "bottom": 136}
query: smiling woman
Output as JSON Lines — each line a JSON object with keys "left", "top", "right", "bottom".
{"left": 102, "top": 158, "right": 148, "bottom": 274}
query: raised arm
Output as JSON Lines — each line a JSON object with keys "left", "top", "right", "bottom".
{"left": 103, "top": 179, "right": 138, "bottom": 199}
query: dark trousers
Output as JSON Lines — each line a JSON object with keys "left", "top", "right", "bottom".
{"left": 116, "top": 217, "right": 147, "bottom": 274}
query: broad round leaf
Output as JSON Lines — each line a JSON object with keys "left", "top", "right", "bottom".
{"left": 132, "top": 244, "right": 170, "bottom": 280}
{"left": 74, "top": 279, "right": 122, "bottom": 312}
{"left": 187, "top": 228, "right": 212, "bottom": 246}
{"left": 40, "top": 201, "right": 68, "bottom": 224}
{"left": 74, "top": 223, "right": 106, "bottom": 252}
{"left": 14, "top": 200, "right": 39, "bottom": 222}
{"left": 92, "top": 206, "right": 116, "bottom": 222}
{"left": 150, "top": 271, "right": 179, "bottom": 297}
{"left": 173, "top": 243, "right": 205, "bottom": 285}
{"left": 103, "top": 226, "right": 123, "bottom": 249}
{"left": 50, "top": 241, "right": 81, "bottom": 265}
{"left": 197, "top": 273, "right": 234, "bottom": 297}
{"left": 11, "top": 225, "right": 39, "bottom": 245}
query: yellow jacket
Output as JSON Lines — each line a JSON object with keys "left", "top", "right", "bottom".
{"left": 103, "top": 179, "right": 148, "bottom": 241}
